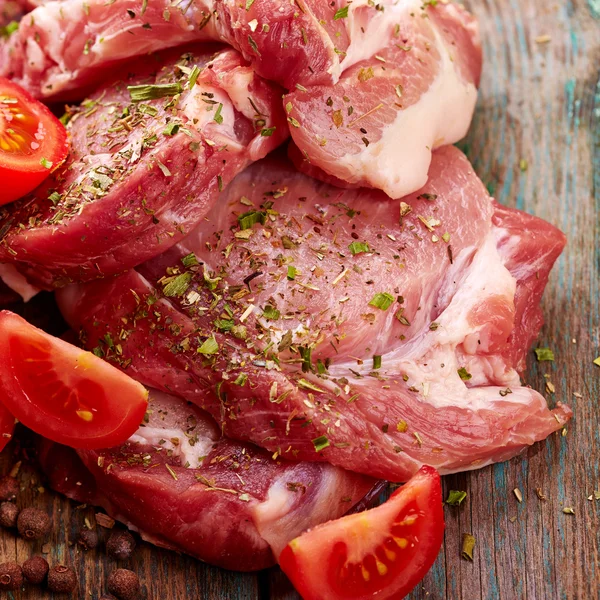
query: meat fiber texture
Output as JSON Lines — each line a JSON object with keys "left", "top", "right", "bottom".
{"left": 57, "top": 146, "right": 571, "bottom": 482}
{"left": 0, "top": 45, "right": 287, "bottom": 289}
{"left": 37, "top": 388, "right": 379, "bottom": 570}
{"left": 1, "top": 0, "right": 481, "bottom": 199}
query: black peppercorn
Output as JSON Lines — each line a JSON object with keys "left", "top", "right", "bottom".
{"left": 0, "top": 501, "right": 19, "bottom": 528}
{"left": 47, "top": 564, "right": 77, "bottom": 594}
{"left": 0, "top": 476, "right": 19, "bottom": 501}
{"left": 107, "top": 569, "right": 140, "bottom": 600}
{"left": 77, "top": 528, "right": 99, "bottom": 550}
{"left": 22, "top": 556, "right": 49, "bottom": 585}
{"left": 106, "top": 529, "right": 136, "bottom": 560}
{"left": 0, "top": 562, "right": 23, "bottom": 591}
{"left": 17, "top": 507, "right": 51, "bottom": 540}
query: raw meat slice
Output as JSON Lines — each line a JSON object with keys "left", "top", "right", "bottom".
{"left": 37, "top": 388, "right": 379, "bottom": 571}
{"left": 0, "top": 0, "right": 217, "bottom": 100}
{"left": 57, "top": 147, "right": 571, "bottom": 482}
{"left": 0, "top": 45, "right": 287, "bottom": 289}
{"left": 285, "top": 1, "right": 482, "bottom": 198}
{"left": 1, "top": 0, "right": 480, "bottom": 200}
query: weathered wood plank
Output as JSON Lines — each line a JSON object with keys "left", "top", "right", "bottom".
{"left": 0, "top": 0, "right": 598, "bottom": 598}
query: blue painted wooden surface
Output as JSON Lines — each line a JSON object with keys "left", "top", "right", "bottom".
{"left": 0, "top": 0, "right": 598, "bottom": 598}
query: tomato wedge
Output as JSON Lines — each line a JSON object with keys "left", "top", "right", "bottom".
{"left": 0, "top": 311, "right": 148, "bottom": 449}
{"left": 0, "top": 77, "right": 69, "bottom": 205}
{"left": 279, "top": 466, "right": 444, "bottom": 600}
{"left": 0, "top": 401, "right": 15, "bottom": 453}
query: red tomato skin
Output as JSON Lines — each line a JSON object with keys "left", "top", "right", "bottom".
{"left": 0, "top": 401, "right": 15, "bottom": 453}
{"left": 279, "top": 466, "right": 444, "bottom": 600}
{"left": 0, "top": 77, "right": 69, "bottom": 205}
{"left": 0, "top": 311, "right": 148, "bottom": 449}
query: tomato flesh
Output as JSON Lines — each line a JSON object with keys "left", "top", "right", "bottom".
{"left": 279, "top": 466, "right": 444, "bottom": 600}
{"left": 0, "top": 311, "right": 148, "bottom": 449}
{"left": 0, "top": 402, "right": 15, "bottom": 453}
{"left": 0, "top": 77, "right": 69, "bottom": 205}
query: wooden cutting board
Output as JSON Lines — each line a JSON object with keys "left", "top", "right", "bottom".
{"left": 1, "top": 0, "right": 598, "bottom": 598}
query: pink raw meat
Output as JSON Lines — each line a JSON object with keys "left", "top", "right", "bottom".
{"left": 1, "top": 0, "right": 480, "bottom": 200}
{"left": 0, "top": 45, "right": 287, "bottom": 289}
{"left": 286, "top": 1, "right": 482, "bottom": 198}
{"left": 37, "top": 388, "right": 379, "bottom": 570}
{"left": 57, "top": 146, "right": 571, "bottom": 482}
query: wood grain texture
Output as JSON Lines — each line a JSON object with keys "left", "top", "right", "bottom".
{"left": 0, "top": 0, "right": 598, "bottom": 598}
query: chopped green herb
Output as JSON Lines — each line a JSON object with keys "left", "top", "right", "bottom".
{"left": 287, "top": 266, "right": 297, "bottom": 280}
{"left": 238, "top": 210, "right": 267, "bottom": 230}
{"left": 312, "top": 435, "right": 330, "bottom": 452}
{"left": 260, "top": 127, "right": 277, "bottom": 137}
{"left": 163, "top": 122, "right": 180, "bottom": 136}
{"left": 461, "top": 533, "right": 475, "bottom": 561}
{"left": 297, "top": 379, "right": 326, "bottom": 393}
{"left": 534, "top": 347, "right": 554, "bottom": 361}
{"left": 248, "top": 35, "right": 261, "bottom": 56}
{"left": 40, "top": 157, "right": 53, "bottom": 169}
{"left": 562, "top": 507, "right": 575, "bottom": 515}
{"left": 0, "top": 21, "right": 18, "bottom": 37}
{"left": 457, "top": 367, "right": 472, "bottom": 381}
{"left": 446, "top": 490, "right": 467, "bottom": 506}
{"left": 188, "top": 65, "right": 201, "bottom": 88}
{"left": 369, "top": 292, "right": 394, "bottom": 311}
{"left": 373, "top": 355, "right": 382, "bottom": 370}
{"left": 163, "top": 272, "right": 192, "bottom": 297}
{"left": 417, "top": 193, "right": 438, "bottom": 201}
{"left": 262, "top": 305, "right": 280, "bottom": 321}
{"left": 128, "top": 82, "right": 182, "bottom": 102}
{"left": 348, "top": 241, "right": 370, "bottom": 255}
{"left": 197, "top": 335, "right": 219, "bottom": 356}
{"left": 245, "top": 0, "right": 255, "bottom": 9}
{"left": 213, "top": 103, "right": 224, "bottom": 124}
{"left": 234, "top": 373, "right": 248, "bottom": 386}
{"left": 181, "top": 253, "right": 199, "bottom": 267}
{"left": 48, "top": 192, "right": 61, "bottom": 205}
{"left": 333, "top": 5, "right": 349, "bottom": 19}
{"left": 214, "top": 319, "right": 234, "bottom": 332}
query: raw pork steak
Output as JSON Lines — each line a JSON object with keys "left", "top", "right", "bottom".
{"left": 58, "top": 147, "right": 571, "bottom": 482}
{"left": 1, "top": 0, "right": 480, "bottom": 199}
{"left": 0, "top": 45, "right": 286, "bottom": 288}
{"left": 38, "top": 389, "right": 379, "bottom": 570}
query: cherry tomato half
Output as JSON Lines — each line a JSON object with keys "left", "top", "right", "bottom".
{"left": 279, "top": 466, "right": 444, "bottom": 600}
{"left": 0, "top": 311, "right": 148, "bottom": 449}
{"left": 0, "top": 77, "right": 69, "bottom": 205}
{"left": 0, "top": 401, "right": 15, "bottom": 453}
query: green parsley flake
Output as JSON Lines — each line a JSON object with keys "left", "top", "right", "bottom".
{"left": 0, "top": 21, "right": 18, "bottom": 37}
{"left": 238, "top": 210, "right": 267, "bottom": 230}
{"left": 128, "top": 82, "right": 182, "bottom": 102}
{"left": 298, "top": 379, "right": 326, "bottom": 393}
{"left": 369, "top": 292, "right": 394, "bottom": 311}
{"left": 245, "top": 0, "right": 255, "bottom": 9}
{"left": 188, "top": 65, "right": 201, "bottom": 89}
{"left": 214, "top": 103, "right": 224, "bottom": 124}
{"left": 446, "top": 490, "right": 467, "bottom": 506}
{"left": 287, "top": 266, "right": 297, "bottom": 280}
{"left": 348, "top": 241, "right": 370, "bottom": 255}
{"left": 234, "top": 373, "right": 248, "bottom": 386}
{"left": 163, "top": 272, "right": 192, "bottom": 297}
{"left": 260, "top": 127, "right": 277, "bottom": 137}
{"left": 457, "top": 367, "right": 472, "bottom": 381}
{"left": 181, "top": 253, "right": 199, "bottom": 267}
{"left": 163, "top": 122, "right": 180, "bottom": 136}
{"left": 40, "top": 157, "right": 53, "bottom": 169}
{"left": 461, "top": 533, "right": 475, "bottom": 561}
{"left": 333, "top": 5, "right": 349, "bottom": 19}
{"left": 373, "top": 355, "right": 382, "bottom": 370}
{"left": 312, "top": 435, "right": 330, "bottom": 452}
{"left": 262, "top": 305, "right": 280, "bottom": 321}
{"left": 534, "top": 347, "right": 554, "bottom": 361}
{"left": 197, "top": 335, "right": 219, "bottom": 356}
